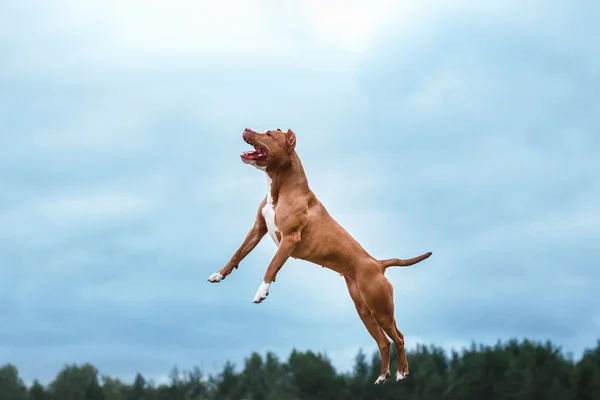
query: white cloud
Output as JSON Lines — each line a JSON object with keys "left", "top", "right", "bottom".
{"left": 35, "top": 192, "right": 154, "bottom": 224}
{"left": 472, "top": 203, "right": 600, "bottom": 251}
{"left": 0, "top": 191, "right": 156, "bottom": 249}
{"left": 28, "top": 111, "right": 153, "bottom": 153}
{"left": 1, "top": 0, "right": 460, "bottom": 76}
{"left": 52, "top": 0, "right": 404, "bottom": 55}
{"left": 407, "top": 69, "right": 473, "bottom": 110}
{"left": 296, "top": 0, "right": 402, "bottom": 53}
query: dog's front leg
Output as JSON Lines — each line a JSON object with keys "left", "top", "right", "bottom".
{"left": 253, "top": 233, "right": 301, "bottom": 303}
{"left": 208, "top": 201, "right": 268, "bottom": 283}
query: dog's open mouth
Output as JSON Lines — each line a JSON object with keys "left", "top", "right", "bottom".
{"left": 241, "top": 140, "right": 268, "bottom": 160}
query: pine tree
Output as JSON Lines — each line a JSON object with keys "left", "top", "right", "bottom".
{"left": 499, "top": 358, "right": 528, "bottom": 400}
{"left": 0, "top": 364, "right": 28, "bottom": 400}
{"left": 29, "top": 380, "right": 48, "bottom": 400}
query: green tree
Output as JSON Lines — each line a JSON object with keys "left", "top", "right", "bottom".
{"left": 213, "top": 361, "right": 242, "bottom": 400}
{"left": 49, "top": 363, "right": 105, "bottom": 400}
{"left": 240, "top": 352, "right": 269, "bottom": 400}
{"left": 29, "top": 379, "right": 48, "bottom": 400}
{"left": 446, "top": 344, "right": 491, "bottom": 400}
{"left": 263, "top": 352, "right": 297, "bottom": 400}
{"left": 286, "top": 349, "right": 349, "bottom": 400}
{"left": 408, "top": 344, "right": 447, "bottom": 400}
{"left": 130, "top": 373, "right": 147, "bottom": 400}
{"left": 348, "top": 349, "right": 371, "bottom": 398}
{"left": 181, "top": 367, "right": 208, "bottom": 400}
{"left": 0, "top": 364, "right": 28, "bottom": 400}
{"left": 101, "top": 375, "right": 128, "bottom": 400}
{"left": 574, "top": 341, "right": 600, "bottom": 400}
{"left": 4, "top": 337, "right": 600, "bottom": 400}
{"left": 499, "top": 357, "right": 529, "bottom": 400}
{"left": 528, "top": 341, "right": 573, "bottom": 400}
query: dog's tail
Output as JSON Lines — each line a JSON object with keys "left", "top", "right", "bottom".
{"left": 379, "top": 252, "right": 432, "bottom": 269}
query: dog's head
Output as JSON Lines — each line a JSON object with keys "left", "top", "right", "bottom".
{"left": 240, "top": 128, "right": 297, "bottom": 170}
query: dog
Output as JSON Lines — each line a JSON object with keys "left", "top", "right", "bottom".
{"left": 208, "top": 128, "right": 432, "bottom": 384}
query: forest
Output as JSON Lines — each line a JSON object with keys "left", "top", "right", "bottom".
{"left": 1, "top": 338, "right": 599, "bottom": 400}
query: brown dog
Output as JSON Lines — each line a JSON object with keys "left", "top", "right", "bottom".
{"left": 208, "top": 128, "right": 432, "bottom": 384}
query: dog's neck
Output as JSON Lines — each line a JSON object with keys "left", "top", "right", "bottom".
{"left": 265, "top": 151, "right": 309, "bottom": 203}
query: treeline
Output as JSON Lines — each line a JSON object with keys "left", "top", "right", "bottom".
{"left": 2, "top": 339, "right": 600, "bottom": 400}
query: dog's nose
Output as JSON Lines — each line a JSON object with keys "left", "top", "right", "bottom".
{"left": 242, "top": 128, "right": 252, "bottom": 140}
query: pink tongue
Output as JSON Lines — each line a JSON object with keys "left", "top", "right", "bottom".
{"left": 243, "top": 150, "right": 260, "bottom": 158}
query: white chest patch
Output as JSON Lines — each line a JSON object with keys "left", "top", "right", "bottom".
{"left": 261, "top": 174, "right": 280, "bottom": 246}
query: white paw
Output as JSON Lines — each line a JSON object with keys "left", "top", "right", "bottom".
{"left": 253, "top": 281, "right": 271, "bottom": 303}
{"left": 207, "top": 272, "right": 224, "bottom": 283}
{"left": 396, "top": 370, "right": 408, "bottom": 381}
{"left": 374, "top": 371, "right": 390, "bottom": 384}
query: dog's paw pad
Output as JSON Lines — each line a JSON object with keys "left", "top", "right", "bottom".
{"left": 207, "top": 272, "right": 224, "bottom": 283}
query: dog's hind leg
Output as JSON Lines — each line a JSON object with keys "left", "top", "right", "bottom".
{"left": 344, "top": 276, "right": 391, "bottom": 384}
{"left": 356, "top": 267, "right": 410, "bottom": 381}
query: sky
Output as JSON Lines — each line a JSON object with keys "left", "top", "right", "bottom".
{"left": 1, "top": 0, "right": 599, "bottom": 385}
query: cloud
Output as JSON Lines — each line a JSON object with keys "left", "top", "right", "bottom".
{"left": 1, "top": 0, "right": 420, "bottom": 81}
{"left": 1, "top": 0, "right": 599, "bottom": 384}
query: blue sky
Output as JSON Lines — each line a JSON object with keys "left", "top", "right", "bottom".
{"left": 1, "top": 0, "right": 599, "bottom": 384}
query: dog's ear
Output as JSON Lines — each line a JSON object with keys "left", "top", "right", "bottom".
{"left": 286, "top": 129, "right": 296, "bottom": 152}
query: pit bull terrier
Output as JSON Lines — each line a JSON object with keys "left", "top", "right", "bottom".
{"left": 208, "top": 128, "right": 432, "bottom": 384}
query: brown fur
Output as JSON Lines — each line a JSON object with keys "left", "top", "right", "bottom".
{"left": 209, "top": 128, "right": 432, "bottom": 383}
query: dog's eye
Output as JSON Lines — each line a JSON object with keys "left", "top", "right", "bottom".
{"left": 267, "top": 132, "right": 272, "bottom": 137}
